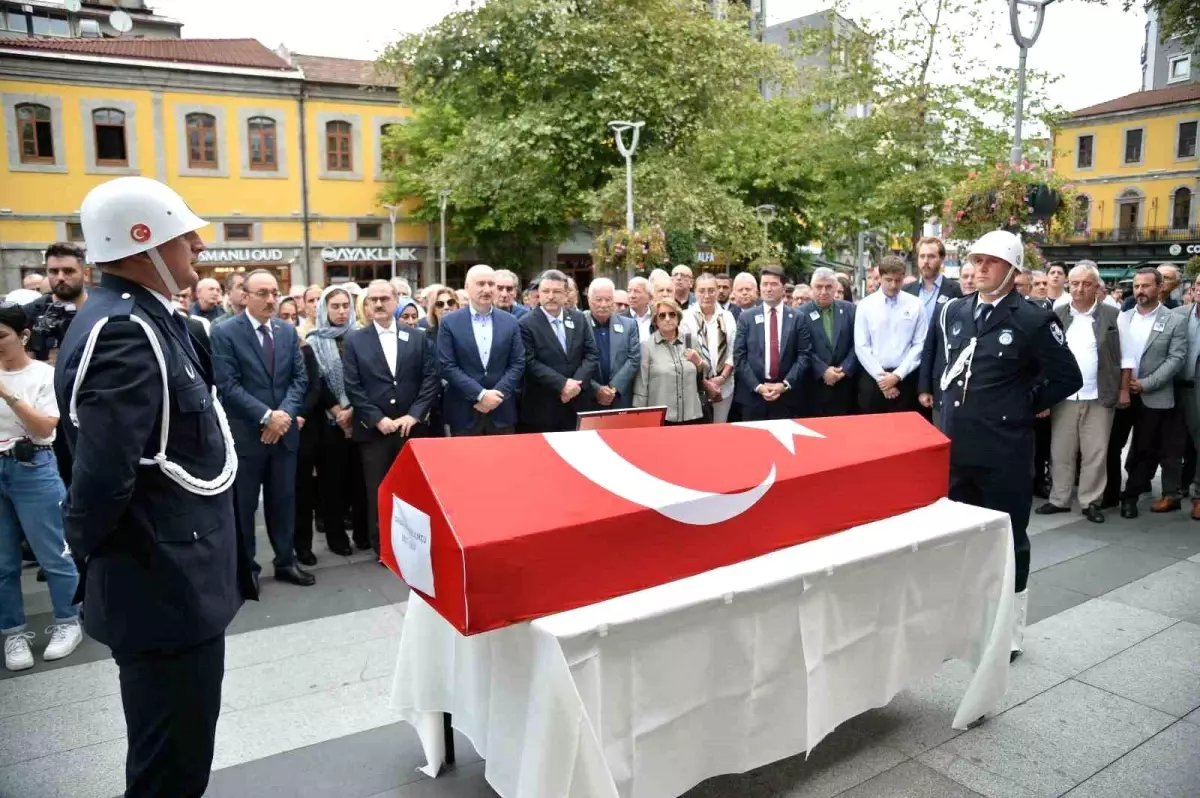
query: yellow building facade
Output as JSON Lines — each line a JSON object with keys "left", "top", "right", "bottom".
{"left": 0, "top": 38, "right": 432, "bottom": 290}
{"left": 1048, "top": 84, "right": 1199, "bottom": 274}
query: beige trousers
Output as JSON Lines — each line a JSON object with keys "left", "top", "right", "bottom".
{"left": 1050, "top": 399, "right": 1115, "bottom": 508}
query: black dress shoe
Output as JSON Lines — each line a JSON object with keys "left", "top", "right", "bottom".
{"left": 296, "top": 550, "right": 318, "bottom": 567}
{"left": 1035, "top": 502, "right": 1070, "bottom": 515}
{"left": 328, "top": 541, "right": 353, "bottom": 557}
{"left": 274, "top": 564, "right": 316, "bottom": 586}
{"left": 1120, "top": 501, "right": 1139, "bottom": 519}
{"left": 1009, "top": 649, "right": 1022, "bottom": 663}
{"left": 353, "top": 538, "right": 372, "bottom": 552}
{"left": 251, "top": 571, "right": 260, "bottom": 594}
{"left": 1082, "top": 503, "right": 1105, "bottom": 523}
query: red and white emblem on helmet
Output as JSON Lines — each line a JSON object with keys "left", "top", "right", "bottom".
{"left": 130, "top": 223, "right": 151, "bottom": 243}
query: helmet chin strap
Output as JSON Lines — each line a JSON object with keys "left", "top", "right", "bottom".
{"left": 147, "top": 247, "right": 182, "bottom": 298}
{"left": 980, "top": 264, "right": 1018, "bottom": 303}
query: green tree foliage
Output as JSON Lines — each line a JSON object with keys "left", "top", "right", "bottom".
{"left": 378, "top": 0, "right": 791, "bottom": 269}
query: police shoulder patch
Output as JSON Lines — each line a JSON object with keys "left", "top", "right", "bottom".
{"left": 1051, "top": 321, "right": 1065, "bottom": 346}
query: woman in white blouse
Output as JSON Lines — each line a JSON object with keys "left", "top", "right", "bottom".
{"left": 680, "top": 273, "right": 737, "bottom": 422}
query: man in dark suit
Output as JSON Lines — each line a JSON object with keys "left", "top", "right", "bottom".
{"left": 495, "top": 268, "right": 530, "bottom": 319}
{"left": 733, "top": 264, "right": 810, "bottom": 421}
{"left": 438, "top": 264, "right": 525, "bottom": 435}
{"left": 344, "top": 280, "right": 439, "bottom": 555}
{"left": 518, "top": 269, "right": 599, "bottom": 432}
{"left": 904, "top": 236, "right": 963, "bottom": 320}
{"left": 57, "top": 176, "right": 254, "bottom": 797}
{"left": 798, "top": 267, "right": 858, "bottom": 416}
{"left": 583, "top": 277, "right": 640, "bottom": 410}
{"left": 211, "top": 269, "right": 314, "bottom": 587}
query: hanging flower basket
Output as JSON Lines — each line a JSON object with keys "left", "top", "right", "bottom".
{"left": 942, "top": 161, "right": 1079, "bottom": 243}
{"left": 1185, "top": 254, "right": 1200, "bottom": 279}
{"left": 591, "top": 226, "right": 668, "bottom": 274}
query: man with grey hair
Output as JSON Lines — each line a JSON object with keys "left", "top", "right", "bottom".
{"left": 190, "top": 277, "right": 223, "bottom": 323}
{"left": 1037, "top": 262, "right": 1121, "bottom": 524}
{"left": 518, "top": 269, "right": 598, "bottom": 432}
{"left": 627, "top": 276, "right": 653, "bottom": 339}
{"left": 494, "top": 268, "right": 529, "bottom": 318}
{"left": 730, "top": 272, "right": 758, "bottom": 317}
{"left": 798, "top": 267, "right": 857, "bottom": 416}
{"left": 650, "top": 272, "right": 673, "bottom": 303}
{"left": 671, "top": 264, "right": 695, "bottom": 309}
{"left": 585, "top": 277, "right": 640, "bottom": 410}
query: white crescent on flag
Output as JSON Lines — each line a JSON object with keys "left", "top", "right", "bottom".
{"left": 543, "top": 419, "right": 823, "bottom": 525}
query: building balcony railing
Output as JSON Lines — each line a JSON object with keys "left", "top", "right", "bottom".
{"left": 1047, "top": 225, "right": 1200, "bottom": 244}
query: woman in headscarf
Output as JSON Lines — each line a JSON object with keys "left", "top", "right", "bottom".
{"left": 306, "top": 286, "right": 369, "bottom": 557}
{"left": 394, "top": 296, "right": 421, "bottom": 328}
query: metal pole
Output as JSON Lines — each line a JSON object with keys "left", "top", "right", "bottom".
{"left": 1008, "top": 0, "right": 1054, "bottom": 165}
{"left": 438, "top": 190, "right": 450, "bottom": 286}
{"left": 856, "top": 230, "right": 866, "bottom": 296}
{"left": 1010, "top": 46, "right": 1028, "bottom": 165}
{"left": 388, "top": 206, "right": 397, "bottom": 280}
{"left": 624, "top": 156, "right": 635, "bottom": 233}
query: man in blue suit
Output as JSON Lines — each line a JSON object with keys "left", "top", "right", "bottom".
{"left": 344, "top": 280, "right": 440, "bottom": 556}
{"left": 438, "top": 264, "right": 525, "bottom": 436}
{"left": 211, "top": 269, "right": 314, "bottom": 587}
{"left": 798, "top": 267, "right": 858, "bottom": 417}
{"left": 583, "top": 277, "right": 640, "bottom": 410}
{"left": 733, "top": 264, "right": 811, "bottom": 421}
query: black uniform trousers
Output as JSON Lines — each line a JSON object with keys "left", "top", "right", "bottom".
{"left": 359, "top": 432, "right": 411, "bottom": 555}
{"left": 949, "top": 464, "right": 1032, "bottom": 593}
{"left": 1123, "top": 396, "right": 1186, "bottom": 500}
{"left": 113, "top": 634, "right": 225, "bottom": 798}
{"left": 293, "top": 421, "right": 320, "bottom": 557}
{"left": 1033, "top": 416, "right": 1052, "bottom": 494}
{"left": 317, "top": 422, "right": 369, "bottom": 552}
{"left": 1103, "top": 405, "right": 1135, "bottom": 506}
{"left": 857, "top": 371, "right": 918, "bottom": 414}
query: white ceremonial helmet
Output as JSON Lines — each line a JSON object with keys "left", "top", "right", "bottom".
{"left": 5, "top": 288, "right": 42, "bottom": 305}
{"left": 79, "top": 176, "right": 208, "bottom": 296}
{"left": 967, "top": 230, "right": 1023, "bottom": 270}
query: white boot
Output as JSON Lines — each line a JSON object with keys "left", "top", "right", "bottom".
{"left": 1010, "top": 590, "right": 1029, "bottom": 662}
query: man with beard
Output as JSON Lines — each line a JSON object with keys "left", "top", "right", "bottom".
{"left": 24, "top": 242, "right": 89, "bottom": 363}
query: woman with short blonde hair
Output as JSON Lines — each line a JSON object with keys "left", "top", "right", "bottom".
{"left": 633, "top": 299, "right": 712, "bottom": 425}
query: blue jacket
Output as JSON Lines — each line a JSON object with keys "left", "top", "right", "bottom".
{"left": 437, "top": 307, "right": 525, "bottom": 433}
{"left": 733, "top": 303, "right": 810, "bottom": 412}
{"left": 211, "top": 312, "right": 308, "bottom": 454}
{"left": 584, "top": 310, "right": 640, "bottom": 409}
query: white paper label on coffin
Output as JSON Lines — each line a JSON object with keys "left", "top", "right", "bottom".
{"left": 543, "top": 419, "right": 824, "bottom": 526}
{"left": 392, "top": 495, "right": 435, "bottom": 596}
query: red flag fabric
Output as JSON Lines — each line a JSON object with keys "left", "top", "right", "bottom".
{"left": 379, "top": 413, "right": 949, "bottom": 635}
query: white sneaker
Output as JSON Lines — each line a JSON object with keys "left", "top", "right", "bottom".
{"left": 4, "top": 631, "right": 35, "bottom": 671}
{"left": 42, "top": 621, "right": 82, "bottom": 662}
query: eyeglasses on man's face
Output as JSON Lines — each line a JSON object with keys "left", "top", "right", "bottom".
{"left": 250, "top": 289, "right": 280, "bottom": 299}
{"left": 366, "top": 296, "right": 392, "bottom": 305}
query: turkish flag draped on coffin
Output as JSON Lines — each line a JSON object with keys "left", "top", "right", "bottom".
{"left": 379, "top": 413, "right": 949, "bottom": 635}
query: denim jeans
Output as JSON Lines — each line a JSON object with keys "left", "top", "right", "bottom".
{"left": 0, "top": 449, "right": 78, "bottom": 634}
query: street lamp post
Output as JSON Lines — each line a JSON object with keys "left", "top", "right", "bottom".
{"left": 608, "top": 121, "right": 644, "bottom": 234}
{"left": 755, "top": 204, "right": 777, "bottom": 253}
{"left": 1008, "top": 0, "right": 1056, "bottom": 165}
{"left": 855, "top": 218, "right": 870, "bottom": 297}
{"left": 438, "top": 189, "right": 450, "bottom": 286}
{"left": 381, "top": 203, "right": 400, "bottom": 280}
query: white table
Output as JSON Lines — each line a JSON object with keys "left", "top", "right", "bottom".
{"left": 391, "top": 499, "right": 1014, "bottom": 798}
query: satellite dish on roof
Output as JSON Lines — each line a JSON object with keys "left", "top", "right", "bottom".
{"left": 64, "top": 0, "right": 82, "bottom": 12}
{"left": 109, "top": 9, "right": 133, "bottom": 34}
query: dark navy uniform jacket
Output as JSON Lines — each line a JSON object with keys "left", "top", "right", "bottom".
{"left": 55, "top": 274, "right": 253, "bottom": 654}
{"left": 918, "top": 290, "right": 1082, "bottom": 469}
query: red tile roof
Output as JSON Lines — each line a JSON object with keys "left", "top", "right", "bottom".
{"left": 292, "top": 53, "right": 393, "bottom": 87}
{"left": 1071, "top": 83, "right": 1200, "bottom": 118}
{"left": 0, "top": 37, "right": 294, "bottom": 71}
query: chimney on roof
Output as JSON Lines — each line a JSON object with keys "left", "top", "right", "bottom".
{"left": 274, "top": 44, "right": 293, "bottom": 66}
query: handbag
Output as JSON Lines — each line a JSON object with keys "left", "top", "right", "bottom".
{"left": 684, "top": 330, "right": 714, "bottom": 423}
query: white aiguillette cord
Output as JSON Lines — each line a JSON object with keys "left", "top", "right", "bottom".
{"left": 938, "top": 297, "right": 977, "bottom": 402}
{"left": 69, "top": 314, "right": 238, "bottom": 497}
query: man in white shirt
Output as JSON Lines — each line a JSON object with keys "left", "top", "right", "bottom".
{"left": 1110, "top": 267, "right": 1188, "bottom": 518}
{"left": 1047, "top": 263, "right": 1068, "bottom": 308}
{"left": 1037, "top": 263, "right": 1122, "bottom": 523}
{"left": 853, "top": 255, "right": 927, "bottom": 413}
{"left": 627, "top": 276, "right": 653, "bottom": 340}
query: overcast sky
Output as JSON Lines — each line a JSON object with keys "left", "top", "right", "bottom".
{"left": 152, "top": 0, "right": 1144, "bottom": 114}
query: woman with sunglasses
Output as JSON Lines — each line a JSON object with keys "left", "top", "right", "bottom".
{"left": 0, "top": 303, "right": 81, "bottom": 670}
{"left": 419, "top": 286, "right": 459, "bottom": 332}
{"left": 633, "top": 298, "right": 713, "bottom": 426}
{"left": 306, "top": 287, "right": 369, "bottom": 556}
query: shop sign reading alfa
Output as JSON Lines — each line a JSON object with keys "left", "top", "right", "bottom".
{"left": 198, "top": 248, "right": 286, "bottom": 264}
{"left": 321, "top": 246, "right": 420, "bottom": 262}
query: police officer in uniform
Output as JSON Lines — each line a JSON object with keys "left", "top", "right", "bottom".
{"left": 56, "top": 177, "right": 255, "bottom": 797}
{"left": 919, "top": 230, "right": 1081, "bottom": 661}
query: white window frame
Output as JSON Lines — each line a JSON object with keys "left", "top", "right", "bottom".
{"left": 1167, "top": 54, "right": 1191, "bottom": 84}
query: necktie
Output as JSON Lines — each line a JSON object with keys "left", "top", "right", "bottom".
{"left": 258, "top": 323, "right": 275, "bottom": 376}
{"left": 977, "top": 304, "right": 993, "bottom": 328}
{"left": 174, "top": 313, "right": 198, "bottom": 361}
{"left": 553, "top": 318, "right": 567, "bottom": 352}
{"left": 768, "top": 306, "right": 780, "bottom": 381}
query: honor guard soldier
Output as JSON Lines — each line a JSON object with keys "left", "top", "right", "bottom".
{"left": 918, "top": 230, "right": 1082, "bottom": 662}
{"left": 55, "top": 177, "right": 255, "bottom": 798}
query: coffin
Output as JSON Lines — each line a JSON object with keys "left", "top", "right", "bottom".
{"left": 379, "top": 413, "right": 949, "bottom": 635}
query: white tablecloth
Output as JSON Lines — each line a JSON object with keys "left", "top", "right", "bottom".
{"left": 391, "top": 499, "right": 1014, "bottom": 798}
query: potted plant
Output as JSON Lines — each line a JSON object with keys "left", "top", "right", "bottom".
{"left": 591, "top": 225, "right": 668, "bottom": 276}
{"left": 942, "top": 161, "right": 1079, "bottom": 243}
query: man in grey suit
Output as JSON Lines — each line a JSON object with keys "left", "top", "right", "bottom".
{"left": 583, "top": 278, "right": 640, "bottom": 411}
{"left": 1172, "top": 299, "right": 1200, "bottom": 520}
{"left": 1115, "top": 267, "right": 1187, "bottom": 519}
{"left": 1037, "top": 262, "right": 1122, "bottom": 524}
{"left": 211, "top": 269, "right": 314, "bottom": 586}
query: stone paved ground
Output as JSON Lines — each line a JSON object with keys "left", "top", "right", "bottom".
{"left": 3, "top": 494, "right": 1198, "bottom": 798}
